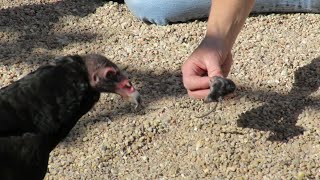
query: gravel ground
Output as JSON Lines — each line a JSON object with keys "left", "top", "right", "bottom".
{"left": 1, "top": 1, "right": 320, "bottom": 179}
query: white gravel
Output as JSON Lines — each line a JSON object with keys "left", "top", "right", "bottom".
{"left": 0, "top": 1, "right": 319, "bottom": 179}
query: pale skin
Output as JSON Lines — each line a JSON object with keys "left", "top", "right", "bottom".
{"left": 182, "top": 0, "right": 256, "bottom": 99}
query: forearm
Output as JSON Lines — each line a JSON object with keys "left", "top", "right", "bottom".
{"left": 206, "top": 0, "right": 255, "bottom": 56}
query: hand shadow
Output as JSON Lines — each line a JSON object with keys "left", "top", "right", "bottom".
{"left": 237, "top": 57, "right": 320, "bottom": 142}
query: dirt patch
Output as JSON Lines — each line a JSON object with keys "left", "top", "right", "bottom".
{"left": 0, "top": 1, "right": 319, "bottom": 179}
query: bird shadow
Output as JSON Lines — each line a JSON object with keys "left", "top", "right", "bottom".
{"left": 63, "top": 69, "right": 186, "bottom": 145}
{"left": 0, "top": 0, "right": 187, "bottom": 146}
{"left": 3, "top": 1, "right": 318, "bottom": 145}
{"left": 74, "top": 58, "right": 319, "bottom": 144}
{"left": 237, "top": 57, "right": 320, "bottom": 142}
{"left": 0, "top": 0, "right": 108, "bottom": 64}
{"left": 95, "top": 68, "right": 186, "bottom": 117}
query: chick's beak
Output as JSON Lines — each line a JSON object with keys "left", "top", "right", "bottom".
{"left": 115, "top": 79, "right": 142, "bottom": 108}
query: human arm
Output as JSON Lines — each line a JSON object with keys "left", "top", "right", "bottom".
{"left": 182, "top": 0, "right": 255, "bottom": 99}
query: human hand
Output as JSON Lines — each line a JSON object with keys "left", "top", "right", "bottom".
{"left": 182, "top": 37, "right": 233, "bottom": 99}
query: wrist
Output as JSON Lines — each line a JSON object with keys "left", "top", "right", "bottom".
{"left": 205, "top": 0, "right": 255, "bottom": 55}
{"left": 201, "top": 35, "right": 229, "bottom": 60}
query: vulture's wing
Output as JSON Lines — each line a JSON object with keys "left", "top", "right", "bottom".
{"left": 0, "top": 133, "right": 50, "bottom": 180}
{"left": 0, "top": 58, "right": 91, "bottom": 137}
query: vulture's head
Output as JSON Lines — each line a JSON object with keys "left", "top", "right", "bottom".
{"left": 82, "top": 54, "right": 141, "bottom": 108}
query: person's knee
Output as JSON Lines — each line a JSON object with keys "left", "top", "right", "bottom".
{"left": 124, "top": 0, "right": 171, "bottom": 25}
{"left": 125, "top": 0, "right": 210, "bottom": 25}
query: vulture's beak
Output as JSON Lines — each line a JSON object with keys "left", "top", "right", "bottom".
{"left": 115, "top": 79, "right": 142, "bottom": 108}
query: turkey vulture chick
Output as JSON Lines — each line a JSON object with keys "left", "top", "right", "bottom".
{"left": 0, "top": 54, "right": 141, "bottom": 180}
{"left": 196, "top": 76, "right": 236, "bottom": 118}
{"left": 205, "top": 76, "right": 236, "bottom": 103}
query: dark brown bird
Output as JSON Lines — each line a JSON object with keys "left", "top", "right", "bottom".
{"left": 0, "top": 54, "right": 141, "bottom": 180}
{"left": 196, "top": 76, "right": 236, "bottom": 118}
{"left": 205, "top": 76, "right": 236, "bottom": 103}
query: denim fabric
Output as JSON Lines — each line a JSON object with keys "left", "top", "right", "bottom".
{"left": 124, "top": 0, "right": 211, "bottom": 25}
{"left": 125, "top": 0, "right": 320, "bottom": 25}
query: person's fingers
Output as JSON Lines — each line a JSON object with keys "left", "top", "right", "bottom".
{"left": 187, "top": 89, "right": 211, "bottom": 99}
{"left": 182, "top": 46, "right": 233, "bottom": 100}
{"left": 203, "top": 55, "right": 224, "bottom": 78}
{"left": 182, "top": 60, "right": 211, "bottom": 90}
{"left": 183, "top": 75, "right": 211, "bottom": 91}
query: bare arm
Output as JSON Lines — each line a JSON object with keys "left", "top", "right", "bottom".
{"left": 182, "top": 0, "right": 255, "bottom": 99}
{"left": 207, "top": 0, "right": 255, "bottom": 56}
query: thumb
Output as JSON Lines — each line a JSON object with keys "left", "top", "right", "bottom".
{"left": 203, "top": 57, "right": 224, "bottom": 78}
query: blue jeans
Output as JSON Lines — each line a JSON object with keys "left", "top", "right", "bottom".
{"left": 125, "top": 0, "right": 320, "bottom": 25}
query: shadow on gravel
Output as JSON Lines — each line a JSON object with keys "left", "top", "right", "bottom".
{"left": 103, "top": 0, "right": 125, "bottom": 3}
{"left": 97, "top": 69, "right": 185, "bottom": 117}
{"left": 0, "top": 0, "right": 106, "bottom": 64}
{"left": 73, "top": 58, "right": 319, "bottom": 143}
{"left": 65, "top": 70, "right": 185, "bottom": 145}
{"left": 126, "top": 69, "right": 185, "bottom": 102}
{"left": 237, "top": 57, "right": 320, "bottom": 142}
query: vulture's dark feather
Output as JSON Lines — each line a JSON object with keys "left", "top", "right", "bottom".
{"left": 0, "top": 54, "right": 141, "bottom": 180}
{"left": 0, "top": 133, "right": 50, "bottom": 180}
{"left": 0, "top": 55, "right": 99, "bottom": 138}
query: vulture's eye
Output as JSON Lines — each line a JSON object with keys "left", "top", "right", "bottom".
{"left": 106, "top": 71, "right": 116, "bottom": 79}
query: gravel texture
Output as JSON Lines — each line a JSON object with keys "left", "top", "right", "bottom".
{"left": 1, "top": 1, "right": 320, "bottom": 179}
